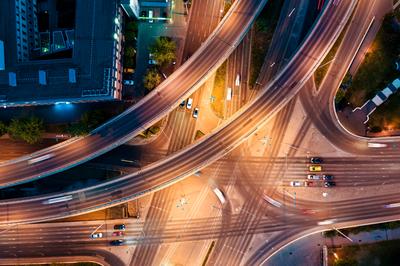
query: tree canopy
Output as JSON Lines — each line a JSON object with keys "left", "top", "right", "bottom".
{"left": 0, "top": 121, "right": 7, "bottom": 137}
{"left": 8, "top": 117, "right": 44, "bottom": 144}
{"left": 143, "top": 68, "right": 161, "bottom": 91}
{"left": 149, "top": 37, "right": 176, "bottom": 66}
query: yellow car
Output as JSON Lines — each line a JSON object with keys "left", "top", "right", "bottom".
{"left": 309, "top": 165, "right": 322, "bottom": 172}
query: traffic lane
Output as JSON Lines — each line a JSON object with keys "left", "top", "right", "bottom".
{"left": 3, "top": 191, "right": 400, "bottom": 249}
{"left": 0, "top": 0, "right": 268, "bottom": 188}
{"left": 0, "top": 0, "right": 357, "bottom": 224}
{"left": 301, "top": 0, "right": 400, "bottom": 155}
{"left": 0, "top": 246, "right": 125, "bottom": 266}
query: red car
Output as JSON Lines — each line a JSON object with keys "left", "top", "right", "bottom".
{"left": 305, "top": 181, "right": 314, "bottom": 187}
{"left": 112, "top": 231, "right": 124, "bottom": 236}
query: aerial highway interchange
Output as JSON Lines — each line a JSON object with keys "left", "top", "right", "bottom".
{"left": 1, "top": 0, "right": 400, "bottom": 265}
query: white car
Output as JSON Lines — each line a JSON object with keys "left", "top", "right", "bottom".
{"left": 186, "top": 98, "right": 193, "bottom": 109}
{"left": 235, "top": 74, "right": 240, "bottom": 86}
{"left": 91, "top": 232, "right": 103, "bottom": 239}
{"left": 226, "top": 87, "right": 232, "bottom": 101}
{"left": 290, "top": 181, "right": 302, "bottom": 187}
{"left": 307, "top": 174, "right": 321, "bottom": 180}
{"left": 123, "top": 80, "right": 135, "bottom": 85}
{"left": 192, "top": 107, "right": 199, "bottom": 118}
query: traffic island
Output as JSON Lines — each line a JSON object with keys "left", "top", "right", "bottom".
{"left": 335, "top": 13, "right": 400, "bottom": 137}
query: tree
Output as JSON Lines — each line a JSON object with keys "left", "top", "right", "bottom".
{"left": 81, "top": 110, "right": 107, "bottom": 129}
{"left": 67, "top": 123, "right": 90, "bottom": 136}
{"left": 143, "top": 68, "right": 161, "bottom": 91}
{"left": 125, "top": 46, "right": 136, "bottom": 58}
{"left": 8, "top": 117, "right": 44, "bottom": 144}
{"left": 0, "top": 121, "right": 7, "bottom": 137}
{"left": 67, "top": 110, "right": 108, "bottom": 136}
{"left": 149, "top": 37, "right": 176, "bottom": 66}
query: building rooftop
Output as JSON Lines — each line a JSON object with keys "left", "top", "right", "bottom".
{"left": 0, "top": 0, "right": 123, "bottom": 107}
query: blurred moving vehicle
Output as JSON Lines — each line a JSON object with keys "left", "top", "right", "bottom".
{"left": 213, "top": 188, "right": 226, "bottom": 204}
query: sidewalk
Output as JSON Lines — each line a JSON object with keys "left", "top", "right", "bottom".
{"left": 265, "top": 226, "right": 400, "bottom": 266}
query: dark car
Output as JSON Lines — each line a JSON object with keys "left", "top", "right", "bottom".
{"left": 324, "top": 181, "right": 336, "bottom": 188}
{"left": 323, "top": 175, "right": 334, "bottom": 181}
{"left": 179, "top": 100, "right": 185, "bottom": 108}
{"left": 110, "top": 239, "right": 124, "bottom": 246}
{"left": 113, "top": 224, "right": 126, "bottom": 230}
{"left": 310, "top": 157, "right": 323, "bottom": 164}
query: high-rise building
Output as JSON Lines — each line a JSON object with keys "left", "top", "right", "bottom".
{"left": 15, "top": 0, "right": 39, "bottom": 62}
{"left": 121, "top": 0, "right": 140, "bottom": 18}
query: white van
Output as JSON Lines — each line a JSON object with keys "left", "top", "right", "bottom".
{"left": 226, "top": 87, "right": 232, "bottom": 101}
{"left": 149, "top": 10, "right": 154, "bottom": 23}
{"left": 235, "top": 74, "right": 240, "bottom": 86}
{"left": 186, "top": 98, "right": 193, "bottom": 109}
{"left": 213, "top": 188, "right": 226, "bottom": 204}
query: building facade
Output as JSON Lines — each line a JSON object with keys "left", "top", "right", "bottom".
{"left": 15, "top": 0, "right": 39, "bottom": 62}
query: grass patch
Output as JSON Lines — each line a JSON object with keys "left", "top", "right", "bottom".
{"left": 139, "top": 123, "right": 161, "bottom": 139}
{"left": 330, "top": 239, "right": 400, "bottom": 266}
{"left": 195, "top": 130, "right": 205, "bottom": 140}
{"left": 249, "top": 0, "right": 284, "bottom": 88}
{"left": 210, "top": 61, "right": 227, "bottom": 118}
{"left": 342, "top": 14, "right": 400, "bottom": 130}
{"left": 223, "top": 1, "right": 232, "bottom": 17}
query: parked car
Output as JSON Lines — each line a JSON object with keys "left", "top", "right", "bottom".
{"left": 310, "top": 157, "right": 323, "bottom": 164}
{"left": 148, "top": 53, "right": 157, "bottom": 65}
{"left": 91, "top": 232, "right": 103, "bottom": 239}
{"left": 192, "top": 107, "right": 199, "bottom": 118}
{"left": 110, "top": 239, "right": 124, "bottom": 246}
{"left": 307, "top": 174, "right": 321, "bottom": 180}
{"left": 179, "top": 100, "right": 185, "bottom": 108}
{"left": 186, "top": 98, "right": 193, "bottom": 109}
{"left": 113, "top": 224, "right": 126, "bottom": 231}
{"left": 123, "top": 80, "right": 135, "bottom": 85}
{"left": 309, "top": 165, "right": 322, "bottom": 172}
{"left": 290, "top": 181, "right": 302, "bottom": 187}
{"left": 324, "top": 181, "right": 336, "bottom": 187}
{"left": 323, "top": 175, "right": 334, "bottom": 181}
